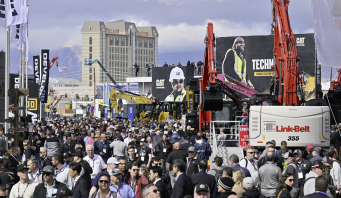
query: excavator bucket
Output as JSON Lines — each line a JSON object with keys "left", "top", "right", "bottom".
{"left": 201, "top": 90, "right": 223, "bottom": 111}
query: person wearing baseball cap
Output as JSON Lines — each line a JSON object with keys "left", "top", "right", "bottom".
{"left": 294, "top": 149, "right": 312, "bottom": 182}
{"left": 109, "top": 168, "right": 135, "bottom": 198}
{"left": 33, "top": 165, "right": 67, "bottom": 197}
{"left": 55, "top": 185, "right": 72, "bottom": 198}
{"left": 137, "top": 138, "right": 152, "bottom": 167}
{"left": 306, "top": 144, "right": 314, "bottom": 160}
{"left": 310, "top": 147, "right": 323, "bottom": 164}
{"left": 89, "top": 157, "right": 122, "bottom": 196}
{"left": 217, "top": 177, "right": 236, "bottom": 197}
{"left": 304, "top": 160, "right": 333, "bottom": 197}
{"left": 194, "top": 183, "right": 210, "bottom": 197}
{"left": 241, "top": 177, "right": 260, "bottom": 198}
{"left": 9, "top": 164, "right": 39, "bottom": 198}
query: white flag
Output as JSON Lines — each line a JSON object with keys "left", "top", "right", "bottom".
{"left": 7, "top": 0, "right": 27, "bottom": 26}
{"left": 0, "top": 0, "right": 27, "bottom": 27}
{"left": 312, "top": 0, "right": 341, "bottom": 68}
{"left": 10, "top": 22, "right": 28, "bottom": 61}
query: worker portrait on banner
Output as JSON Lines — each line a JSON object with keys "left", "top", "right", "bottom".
{"left": 222, "top": 37, "right": 254, "bottom": 88}
{"left": 165, "top": 67, "right": 186, "bottom": 101}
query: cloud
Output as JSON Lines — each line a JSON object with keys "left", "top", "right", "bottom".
{"left": 156, "top": 19, "right": 269, "bottom": 53}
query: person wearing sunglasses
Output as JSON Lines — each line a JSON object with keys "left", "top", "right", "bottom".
{"left": 275, "top": 173, "right": 294, "bottom": 198}
{"left": 149, "top": 166, "right": 169, "bottom": 198}
{"left": 165, "top": 67, "right": 186, "bottom": 102}
{"left": 126, "top": 163, "right": 149, "bottom": 198}
{"left": 90, "top": 173, "right": 118, "bottom": 198}
{"left": 142, "top": 184, "right": 160, "bottom": 198}
{"left": 304, "top": 160, "right": 333, "bottom": 197}
{"left": 282, "top": 152, "right": 299, "bottom": 198}
{"left": 33, "top": 165, "right": 67, "bottom": 198}
{"left": 109, "top": 168, "right": 135, "bottom": 198}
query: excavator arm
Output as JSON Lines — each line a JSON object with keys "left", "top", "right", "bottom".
{"left": 198, "top": 23, "right": 223, "bottom": 131}
{"left": 271, "top": 0, "right": 304, "bottom": 105}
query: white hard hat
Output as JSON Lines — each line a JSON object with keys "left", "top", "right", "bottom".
{"left": 169, "top": 67, "right": 185, "bottom": 82}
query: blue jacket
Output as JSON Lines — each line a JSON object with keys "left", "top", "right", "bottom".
{"left": 93, "top": 140, "right": 111, "bottom": 163}
{"left": 194, "top": 141, "right": 211, "bottom": 160}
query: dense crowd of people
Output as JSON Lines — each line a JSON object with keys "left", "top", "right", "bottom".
{"left": 0, "top": 118, "right": 339, "bottom": 198}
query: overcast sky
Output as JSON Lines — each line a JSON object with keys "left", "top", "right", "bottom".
{"left": 0, "top": 0, "right": 314, "bottom": 54}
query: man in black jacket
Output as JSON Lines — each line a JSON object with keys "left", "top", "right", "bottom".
{"left": 217, "top": 177, "right": 237, "bottom": 198}
{"left": 186, "top": 146, "right": 202, "bottom": 176}
{"left": 240, "top": 177, "right": 261, "bottom": 198}
{"left": 170, "top": 159, "right": 193, "bottom": 198}
{"left": 157, "top": 134, "right": 172, "bottom": 172}
{"left": 149, "top": 166, "right": 169, "bottom": 198}
{"left": 40, "top": 147, "right": 52, "bottom": 169}
{"left": 8, "top": 146, "right": 21, "bottom": 174}
{"left": 191, "top": 160, "right": 217, "bottom": 198}
{"left": 73, "top": 151, "right": 92, "bottom": 191}
{"left": 33, "top": 165, "right": 67, "bottom": 197}
{"left": 69, "top": 162, "right": 89, "bottom": 198}
{"left": 59, "top": 134, "right": 76, "bottom": 154}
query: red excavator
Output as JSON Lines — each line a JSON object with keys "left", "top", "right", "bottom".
{"left": 271, "top": 0, "right": 304, "bottom": 105}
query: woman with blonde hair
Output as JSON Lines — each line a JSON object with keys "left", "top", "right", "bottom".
{"left": 232, "top": 168, "right": 245, "bottom": 197}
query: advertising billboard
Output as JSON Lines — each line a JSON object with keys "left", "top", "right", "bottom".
{"left": 216, "top": 33, "right": 316, "bottom": 99}
{"left": 152, "top": 66, "right": 194, "bottom": 102}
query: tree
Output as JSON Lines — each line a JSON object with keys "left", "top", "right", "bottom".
{"left": 52, "top": 107, "right": 57, "bottom": 114}
{"left": 84, "top": 94, "right": 90, "bottom": 101}
{"left": 79, "top": 104, "right": 87, "bottom": 110}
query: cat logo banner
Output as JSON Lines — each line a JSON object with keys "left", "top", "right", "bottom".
{"left": 216, "top": 33, "right": 317, "bottom": 99}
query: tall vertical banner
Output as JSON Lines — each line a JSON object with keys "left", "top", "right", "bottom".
{"left": 311, "top": 0, "right": 341, "bottom": 68}
{"left": 113, "top": 107, "right": 116, "bottom": 119}
{"left": 33, "top": 55, "right": 39, "bottom": 84}
{"left": 39, "top": 49, "right": 49, "bottom": 103}
{"left": 128, "top": 107, "right": 134, "bottom": 121}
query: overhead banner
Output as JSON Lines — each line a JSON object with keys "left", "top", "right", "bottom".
{"left": 311, "top": 0, "right": 341, "bottom": 68}
{"left": 216, "top": 33, "right": 316, "bottom": 99}
{"left": 33, "top": 55, "right": 39, "bottom": 84}
{"left": 152, "top": 66, "right": 194, "bottom": 102}
{"left": 39, "top": 49, "right": 49, "bottom": 103}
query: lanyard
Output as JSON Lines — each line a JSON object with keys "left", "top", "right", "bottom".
{"left": 12, "top": 155, "right": 19, "bottom": 162}
{"left": 18, "top": 183, "right": 29, "bottom": 197}
{"left": 29, "top": 171, "right": 39, "bottom": 181}
{"left": 130, "top": 179, "right": 136, "bottom": 192}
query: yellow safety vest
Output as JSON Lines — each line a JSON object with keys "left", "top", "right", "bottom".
{"left": 165, "top": 89, "right": 186, "bottom": 102}
{"left": 225, "top": 48, "right": 247, "bottom": 81}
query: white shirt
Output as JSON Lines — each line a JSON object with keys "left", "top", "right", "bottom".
{"left": 84, "top": 154, "right": 106, "bottom": 179}
{"left": 9, "top": 180, "right": 38, "bottom": 198}
{"left": 73, "top": 175, "right": 81, "bottom": 187}
{"left": 124, "top": 137, "right": 132, "bottom": 146}
{"left": 153, "top": 178, "right": 161, "bottom": 185}
{"left": 331, "top": 159, "right": 341, "bottom": 185}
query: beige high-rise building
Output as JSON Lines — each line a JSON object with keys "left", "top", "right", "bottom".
{"left": 81, "top": 20, "right": 158, "bottom": 86}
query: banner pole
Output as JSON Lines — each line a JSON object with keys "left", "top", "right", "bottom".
{"left": 4, "top": 1, "right": 10, "bottom": 149}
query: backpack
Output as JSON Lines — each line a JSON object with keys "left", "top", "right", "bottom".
{"left": 298, "top": 177, "right": 314, "bottom": 198}
{"left": 212, "top": 168, "right": 223, "bottom": 182}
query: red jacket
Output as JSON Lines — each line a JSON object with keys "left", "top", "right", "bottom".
{"left": 125, "top": 174, "right": 149, "bottom": 198}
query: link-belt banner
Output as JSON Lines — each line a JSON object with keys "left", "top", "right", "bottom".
{"left": 216, "top": 33, "right": 317, "bottom": 99}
